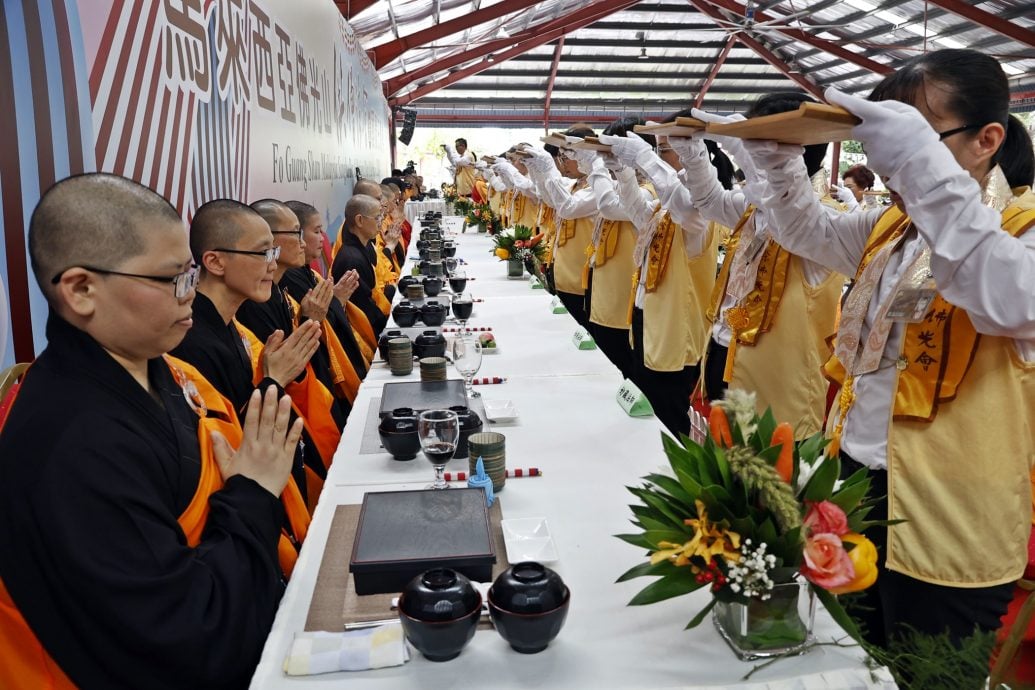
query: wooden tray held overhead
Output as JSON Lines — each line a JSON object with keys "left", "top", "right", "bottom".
{"left": 633, "top": 117, "right": 706, "bottom": 138}
{"left": 539, "top": 132, "right": 570, "bottom": 147}
{"left": 570, "top": 136, "right": 612, "bottom": 153}
{"left": 705, "top": 103, "right": 860, "bottom": 145}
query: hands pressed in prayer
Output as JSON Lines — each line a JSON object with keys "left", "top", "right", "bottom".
{"left": 332, "top": 269, "right": 360, "bottom": 304}
{"left": 212, "top": 386, "right": 303, "bottom": 497}
{"left": 300, "top": 278, "right": 334, "bottom": 322}
{"left": 262, "top": 320, "right": 321, "bottom": 387}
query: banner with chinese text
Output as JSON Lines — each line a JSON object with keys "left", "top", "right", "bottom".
{"left": 0, "top": 0, "right": 390, "bottom": 367}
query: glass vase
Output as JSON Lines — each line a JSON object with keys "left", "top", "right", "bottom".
{"left": 712, "top": 579, "right": 815, "bottom": 660}
{"left": 506, "top": 258, "right": 524, "bottom": 278}
{"left": 476, "top": 223, "right": 487, "bottom": 233}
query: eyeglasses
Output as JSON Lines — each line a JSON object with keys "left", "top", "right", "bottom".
{"left": 937, "top": 123, "right": 984, "bottom": 140}
{"left": 271, "top": 229, "right": 304, "bottom": 242}
{"left": 51, "top": 264, "right": 199, "bottom": 299}
{"left": 213, "top": 246, "right": 281, "bottom": 263}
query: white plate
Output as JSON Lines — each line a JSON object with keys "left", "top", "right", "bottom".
{"left": 483, "top": 399, "right": 518, "bottom": 422}
{"left": 501, "top": 518, "right": 558, "bottom": 564}
{"left": 481, "top": 345, "right": 501, "bottom": 355}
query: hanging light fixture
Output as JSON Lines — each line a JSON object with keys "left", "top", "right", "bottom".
{"left": 637, "top": 31, "right": 649, "bottom": 60}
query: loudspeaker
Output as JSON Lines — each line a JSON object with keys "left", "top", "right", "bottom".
{"left": 398, "top": 108, "right": 417, "bottom": 145}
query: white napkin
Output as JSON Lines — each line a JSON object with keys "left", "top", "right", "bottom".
{"left": 283, "top": 623, "right": 410, "bottom": 676}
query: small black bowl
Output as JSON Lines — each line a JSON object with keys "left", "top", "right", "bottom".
{"left": 487, "top": 562, "right": 570, "bottom": 653}
{"left": 378, "top": 408, "right": 420, "bottom": 461}
{"left": 488, "top": 594, "right": 569, "bottom": 654}
{"left": 398, "top": 569, "right": 482, "bottom": 661}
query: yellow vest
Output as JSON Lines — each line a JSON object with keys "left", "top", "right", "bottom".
{"left": 488, "top": 186, "right": 502, "bottom": 216}
{"left": 638, "top": 216, "right": 721, "bottom": 371}
{"left": 553, "top": 216, "right": 594, "bottom": 295}
{"left": 729, "top": 255, "right": 843, "bottom": 438}
{"left": 829, "top": 191, "right": 1035, "bottom": 585}
{"left": 456, "top": 164, "right": 476, "bottom": 197}
{"left": 588, "top": 217, "right": 638, "bottom": 329}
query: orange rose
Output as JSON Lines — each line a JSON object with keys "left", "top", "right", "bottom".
{"left": 801, "top": 533, "right": 854, "bottom": 590}
{"left": 828, "top": 533, "right": 878, "bottom": 594}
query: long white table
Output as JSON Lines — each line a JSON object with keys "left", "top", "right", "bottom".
{"left": 250, "top": 224, "right": 894, "bottom": 689}
{"left": 404, "top": 200, "right": 448, "bottom": 225}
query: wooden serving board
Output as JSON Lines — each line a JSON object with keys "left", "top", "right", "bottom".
{"left": 634, "top": 117, "right": 706, "bottom": 138}
{"left": 571, "top": 136, "right": 611, "bottom": 153}
{"left": 705, "top": 103, "right": 860, "bottom": 145}
{"left": 539, "top": 133, "right": 569, "bottom": 147}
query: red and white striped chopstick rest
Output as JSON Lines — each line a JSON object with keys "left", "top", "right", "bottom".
{"left": 471, "top": 377, "right": 506, "bottom": 385}
{"left": 445, "top": 468, "right": 542, "bottom": 482}
{"left": 442, "top": 326, "right": 493, "bottom": 332}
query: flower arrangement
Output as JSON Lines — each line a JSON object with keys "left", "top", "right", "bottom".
{"left": 441, "top": 183, "right": 459, "bottom": 204}
{"left": 453, "top": 197, "right": 474, "bottom": 219}
{"left": 490, "top": 224, "right": 547, "bottom": 263}
{"left": 465, "top": 202, "right": 502, "bottom": 235}
{"left": 617, "top": 390, "right": 881, "bottom": 653}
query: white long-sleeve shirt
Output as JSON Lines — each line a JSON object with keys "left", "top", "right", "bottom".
{"left": 758, "top": 148, "right": 1035, "bottom": 469}
{"left": 677, "top": 142, "right": 832, "bottom": 347}
{"left": 527, "top": 165, "right": 596, "bottom": 220}
{"left": 619, "top": 157, "right": 710, "bottom": 308}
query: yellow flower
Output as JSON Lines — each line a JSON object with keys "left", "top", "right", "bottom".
{"left": 649, "top": 500, "right": 741, "bottom": 568}
{"left": 495, "top": 248, "right": 510, "bottom": 260}
{"left": 828, "top": 532, "right": 878, "bottom": 594}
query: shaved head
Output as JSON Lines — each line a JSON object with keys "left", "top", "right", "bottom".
{"left": 29, "top": 173, "right": 181, "bottom": 299}
{"left": 190, "top": 199, "right": 265, "bottom": 262}
{"left": 284, "top": 200, "right": 318, "bottom": 226}
{"left": 353, "top": 179, "right": 382, "bottom": 199}
{"left": 344, "top": 194, "right": 380, "bottom": 229}
{"left": 249, "top": 198, "right": 290, "bottom": 229}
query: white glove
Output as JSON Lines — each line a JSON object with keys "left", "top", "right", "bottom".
{"left": 669, "top": 134, "right": 706, "bottom": 164}
{"left": 825, "top": 87, "right": 938, "bottom": 179}
{"left": 523, "top": 147, "right": 556, "bottom": 177}
{"left": 598, "top": 132, "right": 652, "bottom": 168}
{"left": 601, "top": 153, "right": 624, "bottom": 172}
{"left": 691, "top": 108, "right": 747, "bottom": 157}
{"left": 574, "top": 149, "right": 598, "bottom": 175}
{"left": 740, "top": 139, "right": 805, "bottom": 171}
{"left": 832, "top": 184, "right": 859, "bottom": 209}
{"left": 473, "top": 161, "right": 488, "bottom": 171}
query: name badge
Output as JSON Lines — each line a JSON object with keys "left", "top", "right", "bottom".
{"left": 616, "top": 379, "right": 654, "bottom": 417}
{"left": 886, "top": 277, "right": 938, "bottom": 323}
{"left": 572, "top": 327, "right": 597, "bottom": 350}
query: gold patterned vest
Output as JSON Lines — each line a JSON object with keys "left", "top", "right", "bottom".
{"left": 638, "top": 214, "right": 721, "bottom": 371}
{"left": 826, "top": 183, "right": 1035, "bottom": 585}
{"left": 554, "top": 216, "right": 595, "bottom": 295}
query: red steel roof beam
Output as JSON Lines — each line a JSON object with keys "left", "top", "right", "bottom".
{"left": 388, "top": 0, "right": 643, "bottom": 105}
{"left": 924, "top": 0, "right": 1035, "bottom": 49}
{"left": 694, "top": 35, "right": 736, "bottom": 108}
{"left": 543, "top": 38, "right": 565, "bottom": 131}
{"left": 336, "top": 0, "right": 379, "bottom": 20}
{"left": 686, "top": 0, "right": 824, "bottom": 100}
{"left": 701, "top": 0, "right": 893, "bottom": 76}
{"left": 384, "top": 0, "right": 642, "bottom": 99}
{"left": 369, "top": 0, "right": 543, "bottom": 70}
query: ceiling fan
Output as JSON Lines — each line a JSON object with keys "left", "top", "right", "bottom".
{"left": 690, "top": 1, "right": 854, "bottom": 35}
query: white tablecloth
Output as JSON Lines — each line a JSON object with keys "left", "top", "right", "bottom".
{"left": 250, "top": 220, "right": 894, "bottom": 689}
{"left": 405, "top": 200, "right": 448, "bottom": 225}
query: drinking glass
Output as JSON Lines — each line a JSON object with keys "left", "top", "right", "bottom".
{"left": 448, "top": 270, "right": 467, "bottom": 295}
{"left": 452, "top": 334, "right": 483, "bottom": 399}
{"left": 451, "top": 291, "right": 474, "bottom": 332}
{"left": 418, "top": 410, "right": 459, "bottom": 490}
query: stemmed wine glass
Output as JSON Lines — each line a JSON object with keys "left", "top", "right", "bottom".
{"left": 448, "top": 270, "right": 467, "bottom": 296}
{"left": 418, "top": 410, "right": 459, "bottom": 490}
{"left": 452, "top": 333, "right": 483, "bottom": 399}
{"left": 451, "top": 291, "right": 474, "bottom": 332}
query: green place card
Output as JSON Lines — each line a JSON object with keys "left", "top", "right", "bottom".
{"left": 551, "top": 296, "right": 568, "bottom": 314}
{"left": 616, "top": 379, "right": 654, "bottom": 417}
{"left": 530, "top": 278, "right": 545, "bottom": 289}
{"left": 572, "top": 327, "right": 596, "bottom": 350}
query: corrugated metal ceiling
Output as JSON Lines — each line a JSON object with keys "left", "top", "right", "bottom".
{"left": 344, "top": 0, "right": 1035, "bottom": 125}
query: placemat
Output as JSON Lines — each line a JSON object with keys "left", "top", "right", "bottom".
{"left": 359, "top": 396, "right": 492, "bottom": 455}
{"left": 304, "top": 500, "right": 509, "bottom": 632}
